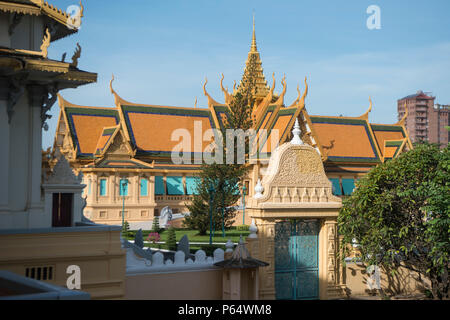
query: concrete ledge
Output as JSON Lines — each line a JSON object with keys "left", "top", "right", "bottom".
{"left": 0, "top": 222, "right": 122, "bottom": 235}
{"left": 0, "top": 271, "right": 90, "bottom": 300}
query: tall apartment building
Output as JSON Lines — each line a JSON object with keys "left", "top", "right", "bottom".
{"left": 398, "top": 91, "right": 449, "bottom": 148}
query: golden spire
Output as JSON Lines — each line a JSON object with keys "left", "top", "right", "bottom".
{"left": 251, "top": 14, "right": 257, "bottom": 52}
{"left": 237, "top": 14, "right": 270, "bottom": 105}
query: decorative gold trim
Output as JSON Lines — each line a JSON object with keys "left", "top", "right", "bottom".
{"left": 18, "top": 58, "right": 68, "bottom": 73}
{"left": 30, "top": 0, "right": 80, "bottom": 29}
{"left": 288, "top": 84, "right": 301, "bottom": 108}
{"left": 358, "top": 97, "right": 372, "bottom": 120}
{"left": 298, "top": 76, "right": 308, "bottom": 109}
{"left": 202, "top": 77, "right": 226, "bottom": 129}
{"left": 220, "top": 73, "right": 233, "bottom": 105}
{"left": 70, "top": 43, "right": 81, "bottom": 68}
{"left": 16, "top": 28, "right": 51, "bottom": 58}
{"left": 56, "top": 94, "right": 76, "bottom": 154}
{"left": 252, "top": 72, "right": 275, "bottom": 126}
{"left": 94, "top": 124, "right": 136, "bottom": 160}
{"left": 203, "top": 77, "right": 222, "bottom": 106}
{"left": 41, "top": 28, "right": 51, "bottom": 58}
{"left": 109, "top": 74, "right": 134, "bottom": 107}
{"left": 54, "top": 70, "right": 97, "bottom": 83}
{"left": 274, "top": 74, "right": 287, "bottom": 106}
{"left": 0, "top": 2, "right": 40, "bottom": 16}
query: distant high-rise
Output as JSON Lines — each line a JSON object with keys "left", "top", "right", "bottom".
{"left": 398, "top": 91, "right": 449, "bottom": 148}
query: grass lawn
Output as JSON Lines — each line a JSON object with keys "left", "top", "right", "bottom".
{"left": 125, "top": 228, "right": 250, "bottom": 244}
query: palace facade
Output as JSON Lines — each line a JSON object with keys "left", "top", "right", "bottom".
{"left": 53, "top": 21, "right": 413, "bottom": 226}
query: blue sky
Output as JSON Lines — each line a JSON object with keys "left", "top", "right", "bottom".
{"left": 43, "top": 0, "right": 450, "bottom": 149}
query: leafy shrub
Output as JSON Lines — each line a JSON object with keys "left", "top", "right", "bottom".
{"left": 152, "top": 216, "right": 162, "bottom": 233}
{"left": 122, "top": 220, "right": 130, "bottom": 237}
{"left": 236, "top": 224, "right": 250, "bottom": 231}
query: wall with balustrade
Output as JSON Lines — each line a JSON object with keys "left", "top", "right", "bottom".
{"left": 124, "top": 248, "right": 226, "bottom": 300}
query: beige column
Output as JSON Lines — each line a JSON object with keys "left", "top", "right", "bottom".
{"left": 323, "top": 219, "right": 343, "bottom": 299}
{"left": 256, "top": 219, "right": 276, "bottom": 300}
{"left": 112, "top": 174, "right": 118, "bottom": 203}
{"left": 229, "top": 269, "right": 242, "bottom": 300}
{"left": 133, "top": 174, "right": 139, "bottom": 203}
{"left": 149, "top": 175, "right": 155, "bottom": 205}
{"left": 92, "top": 174, "right": 98, "bottom": 203}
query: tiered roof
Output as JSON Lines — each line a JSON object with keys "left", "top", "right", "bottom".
{"left": 0, "top": 0, "right": 84, "bottom": 41}
{"left": 54, "top": 21, "right": 412, "bottom": 173}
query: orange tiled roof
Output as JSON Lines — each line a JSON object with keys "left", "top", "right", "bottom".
{"left": 370, "top": 124, "right": 410, "bottom": 160}
{"left": 309, "top": 116, "right": 381, "bottom": 163}
{"left": 120, "top": 104, "right": 216, "bottom": 157}
{"left": 64, "top": 106, "right": 119, "bottom": 158}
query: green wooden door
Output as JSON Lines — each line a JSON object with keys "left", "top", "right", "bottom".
{"left": 275, "top": 220, "right": 319, "bottom": 300}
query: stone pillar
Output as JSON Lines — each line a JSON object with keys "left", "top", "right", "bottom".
{"left": 0, "top": 99, "right": 10, "bottom": 215}
{"left": 256, "top": 219, "right": 276, "bottom": 300}
{"left": 27, "top": 87, "right": 45, "bottom": 217}
{"left": 324, "top": 219, "right": 343, "bottom": 298}
{"left": 92, "top": 175, "right": 98, "bottom": 204}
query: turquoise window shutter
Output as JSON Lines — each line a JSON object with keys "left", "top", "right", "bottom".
{"left": 342, "top": 179, "right": 356, "bottom": 196}
{"left": 155, "top": 176, "right": 165, "bottom": 195}
{"left": 186, "top": 177, "right": 200, "bottom": 195}
{"left": 140, "top": 178, "right": 148, "bottom": 196}
{"left": 119, "top": 179, "right": 128, "bottom": 196}
{"left": 167, "top": 176, "right": 184, "bottom": 195}
{"left": 329, "top": 178, "right": 342, "bottom": 196}
{"left": 100, "top": 179, "right": 107, "bottom": 196}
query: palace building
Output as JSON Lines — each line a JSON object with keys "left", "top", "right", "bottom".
{"left": 0, "top": 0, "right": 125, "bottom": 299}
{"left": 53, "top": 20, "right": 413, "bottom": 226}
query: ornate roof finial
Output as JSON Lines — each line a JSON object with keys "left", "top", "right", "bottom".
{"left": 194, "top": 97, "right": 197, "bottom": 108}
{"left": 359, "top": 96, "right": 373, "bottom": 120}
{"left": 251, "top": 13, "right": 257, "bottom": 52}
{"left": 109, "top": 74, "right": 115, "bottom": 94}
{"left": 291, "top": 118, "right": 304, "bottom": 145}
{"left": 254, "top": 179, "right": 264, "bottom": 199}
{"left": 40, "top": 28, "right": 51, "bottom": 58}
{"left": 220, "top": 73, "right": 233, "bottom": 105}
{"left": 70, "top": 43, "right": 81, "bottom": 68}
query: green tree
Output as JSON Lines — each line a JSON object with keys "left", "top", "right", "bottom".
{"left": 152, "top": 216, "right": 161, "bottom": 233}
{"left": 122, "top": 220, "right": 130, "bottom": 238}
{"left": 184, "top": 54, "right": 258, "bottom": 235}
{"left": 338, "top": 143, "right": 449, "bottom": 299}
{"left": 166, "top": 226, "right": 177, "bottom": 251}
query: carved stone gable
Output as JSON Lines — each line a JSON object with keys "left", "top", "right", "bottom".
{"left": 104, "top": 129, "right": 132, "bottom": 157}
{"left": 257, "top": 142, "right": 341, "bottom": 204}
{"left": 45, "top": 155, "right": 82, "bottom": 185}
